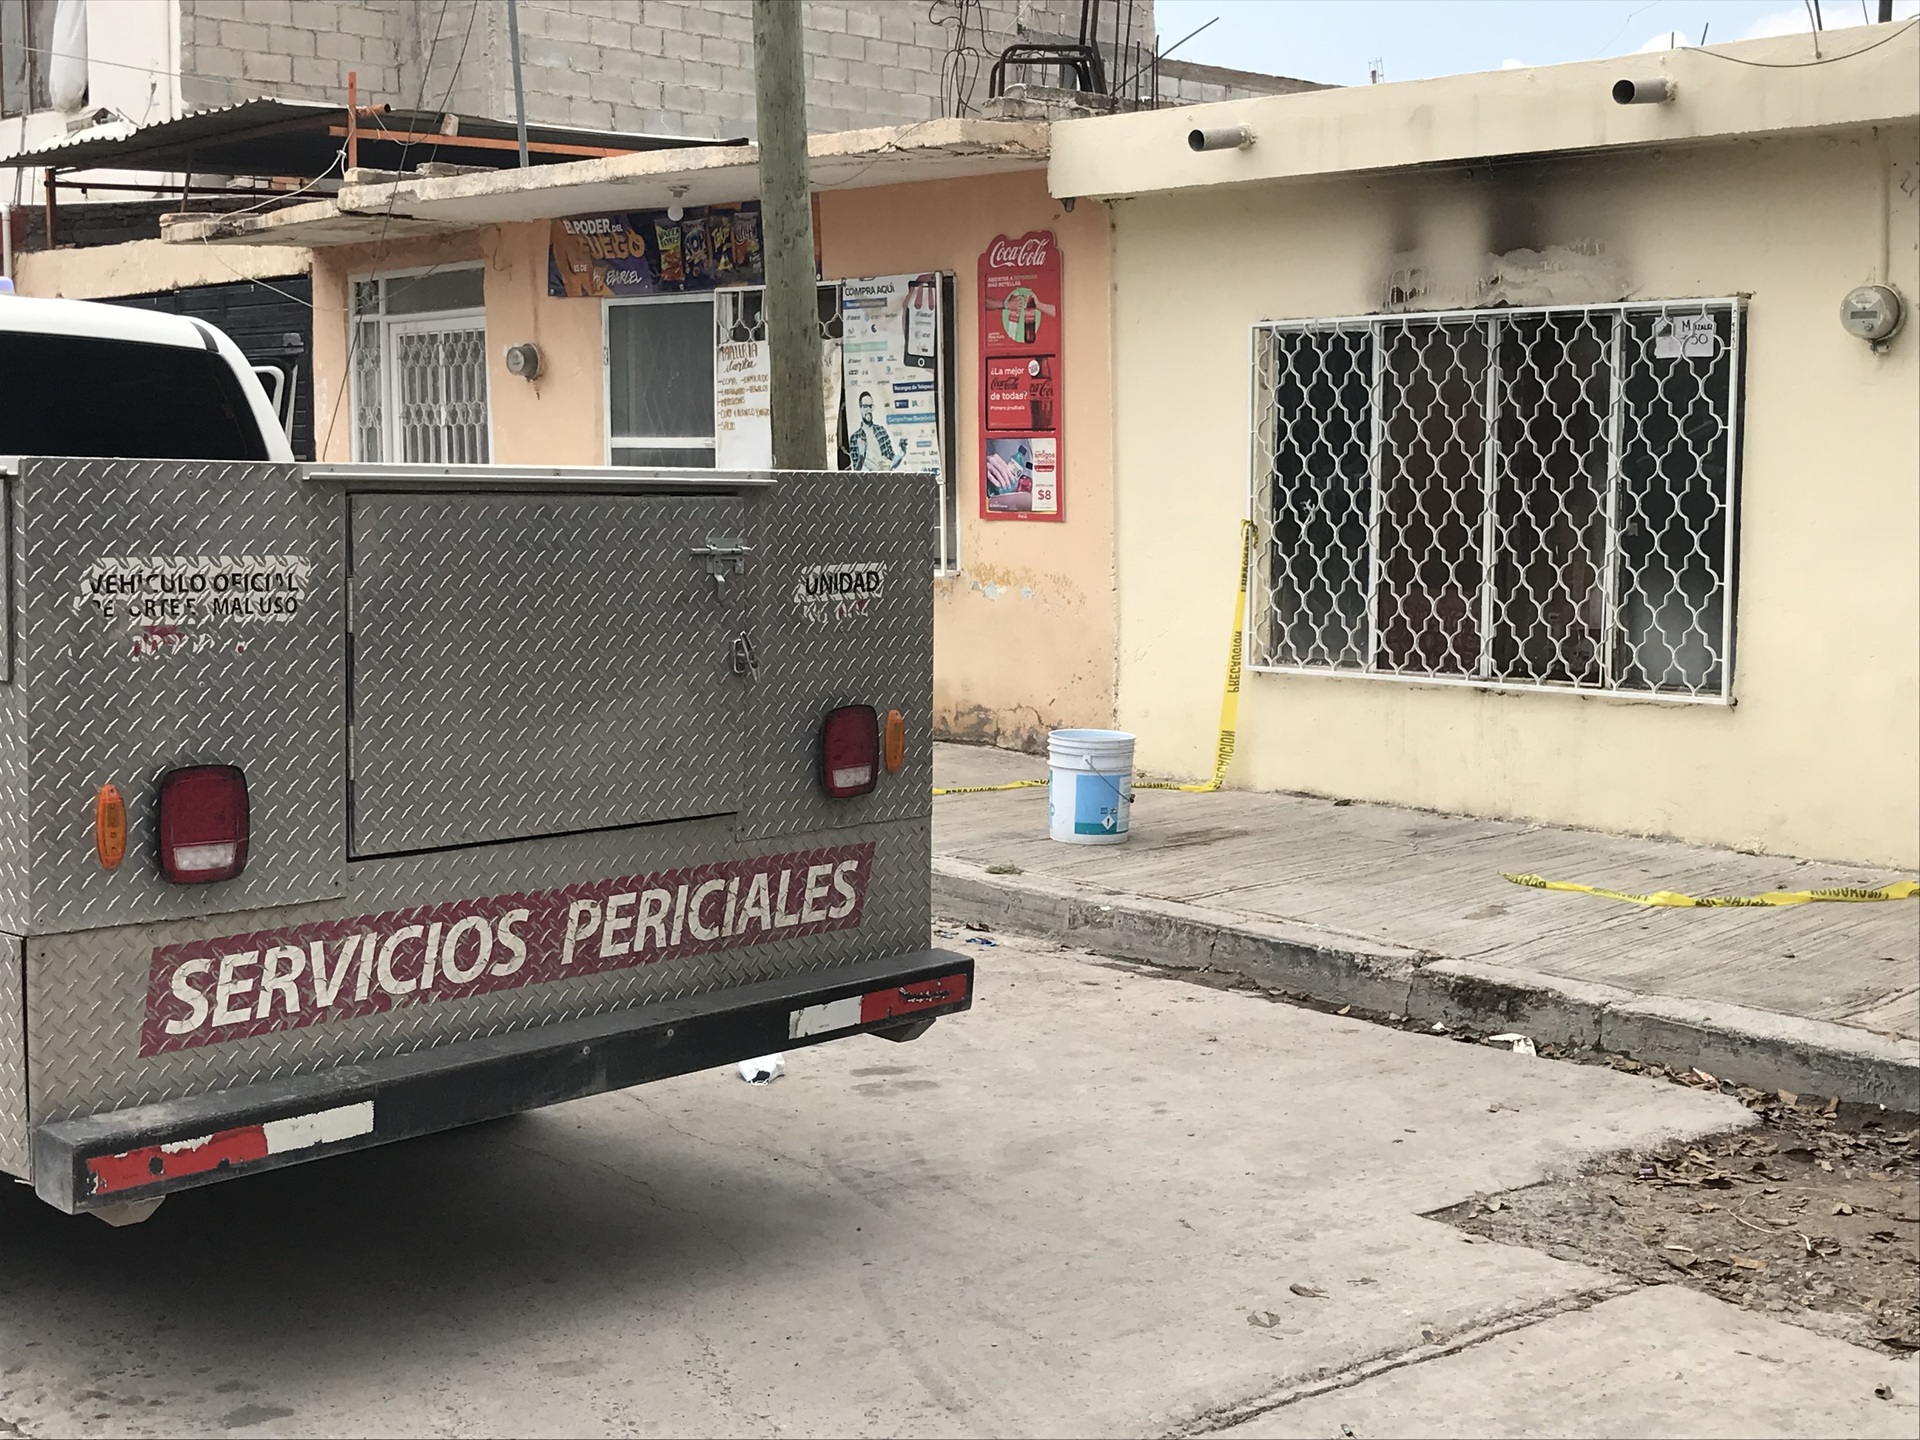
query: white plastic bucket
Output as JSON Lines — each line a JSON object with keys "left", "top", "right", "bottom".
{"left": 1047, "top": 729, "right": 1135, "bottom": 845}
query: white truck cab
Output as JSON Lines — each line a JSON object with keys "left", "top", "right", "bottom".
{"left": 0, "top": 293, "right": 293, "bottom": 464}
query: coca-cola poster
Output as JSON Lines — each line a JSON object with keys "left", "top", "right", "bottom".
{"left": 979, "top": 231, "right": 1063, "bottom": 520}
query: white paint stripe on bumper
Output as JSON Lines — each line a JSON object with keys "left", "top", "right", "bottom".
{"left": 261, "top": 1101, "right": 376, "bottom": 1155}
{"left": 789, "top": 995, "right": 862, "bottom": 1040}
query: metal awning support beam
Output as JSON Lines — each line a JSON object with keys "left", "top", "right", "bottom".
{"left": 325, "top": 126, "right": 637, "bottom": 160}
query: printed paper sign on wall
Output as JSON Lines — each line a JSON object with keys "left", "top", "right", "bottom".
{"left": 841, "top": 274, "right": 944, "bottom": 478}
{"left": 711, "top": 287, "right": 845, "bottom": 470}
{"left": 979, "top": 232, "right": 1062, "bottom": 521}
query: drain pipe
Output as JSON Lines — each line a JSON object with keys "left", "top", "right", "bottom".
{"left": 1611, "top": 77, "right": 1675, "bottom": 104}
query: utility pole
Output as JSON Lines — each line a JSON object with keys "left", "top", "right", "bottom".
{"left": 507, "top": 0, "right": 530, "bottom": 168}
{"left": 752, "top": 0, "right": 826, "bottom": 470}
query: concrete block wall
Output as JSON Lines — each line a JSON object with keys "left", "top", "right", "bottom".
{"left": 1155, "top": 57, "right": 1328, "bottom": 106}
{"left": 178, "top": 0, "right": 413, "bottom": 109}
{"left": 174, "top": 0, "right": 1187, "bottom": 139}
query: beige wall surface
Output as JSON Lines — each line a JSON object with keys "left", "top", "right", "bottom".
{"left": 1107, "top": 125, "right": 1920, "bottom": 867}
{"left": 821, "top": 170, "right": 1117, "bottom": 751}
{"left": 310, "top": 223, "right": 604, "bottom": 466}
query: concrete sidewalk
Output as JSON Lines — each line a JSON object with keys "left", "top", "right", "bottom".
{"left": 931, "top": 743, "right": 1920, "bottom": 1109}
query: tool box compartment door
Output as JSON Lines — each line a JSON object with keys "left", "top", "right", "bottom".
{"left": 348, "top": 493, "right": 745, "bottom": 856}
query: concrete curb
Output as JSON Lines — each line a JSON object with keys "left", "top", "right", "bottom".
{"left": 933, "top": 858, "right": 1920, "bottom": 1111}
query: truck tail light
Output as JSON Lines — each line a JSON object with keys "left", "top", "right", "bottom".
{"left": 820, "top": 705, "right": 878, "bottom": 798}
{"left": 157, "top": 765, "right": 249, "bottom": 883}
{"left": 94, "top": 783, "right": 127, "bottom": 870}
{"left": 884, "top": 709, "right": 906, "bottom": 773}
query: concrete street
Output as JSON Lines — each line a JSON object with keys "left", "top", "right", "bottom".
{"left": 1, "top": 933, "right": 1913, "bottom": 1438}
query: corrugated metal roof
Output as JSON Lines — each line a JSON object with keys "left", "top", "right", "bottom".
{"left": 2, "top": 96, "right": 731, "bottom": 176}
{"left": 162, "top": 119, "right": 1052, "bottom": 248}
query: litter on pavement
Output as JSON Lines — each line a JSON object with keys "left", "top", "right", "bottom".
{"left": 737, "top": 1055, "right": 786, "bottom": 1084}
{"left": 1487, "top": 1033, "right": 1538, "bottom": 1056}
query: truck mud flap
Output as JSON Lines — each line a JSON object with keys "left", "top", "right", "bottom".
{"left": 32, "top": 949, "right": 971, "bottom": 1214}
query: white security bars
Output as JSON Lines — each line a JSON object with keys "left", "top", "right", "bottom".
{"left": 1249, "top": 300, "right": 1744, "bottom": 700}
{"left": 350, "top": 268, "right": 490, "bottom": 465}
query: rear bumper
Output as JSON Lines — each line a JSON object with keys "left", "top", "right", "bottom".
{"left": 33, "top": 949, "right": 972, "bottom": 1214}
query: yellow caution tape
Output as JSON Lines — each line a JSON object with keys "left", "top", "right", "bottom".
{"left": 930, "top": 779, "right": 1047, "bottom": 797}
{"left": 933, "top": 519, "right": 1253, "bottom": 799}
{"left": 1503, "top": 874, "right": 1920, "bottom": 908}
{"left": 1135, "top": 518, "right": 1254, "bottom": 795}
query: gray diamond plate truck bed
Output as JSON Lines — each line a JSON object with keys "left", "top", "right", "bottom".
{"left": 0, "top": 455, "right": 966, "bottom": 1221}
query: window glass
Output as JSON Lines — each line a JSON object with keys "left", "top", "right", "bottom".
{"left": 609, "top": 298, "right": 716, "bottom": 447}
{"left": 0, "top": 0, "right": 56, "bottom": 116}
{"left": 0, "top": 333, "right": 270, "bottom": 460}
{"left": 0, "top": 1, "right": 27, "bottom": 117}
{"left": 384, "top": 268, "right": 485, "bottom": 315}
{"left": 612, "top": 446, "right": 721, "bottom": 468}
{"left": 25, "top": 0, "right": 48, "bottom": 109}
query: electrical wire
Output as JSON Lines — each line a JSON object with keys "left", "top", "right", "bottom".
{"left": 3, "top": 39, "right": 305, "bottom": 105}
{"left": 930, "top": 0, "right": 987, "bottom": 118}
{"left": 1686, "top": 15, "right": 1915, "bottom": 65}
{"left": 320, "top": 0, "right": 474, "bottom": 461}
{"left": 177, "top": 147, "right": 346, "bottom": 222}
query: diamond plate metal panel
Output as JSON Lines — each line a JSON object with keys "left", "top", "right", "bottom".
{"left": 25, "top": 818, "right": 928, "bottom": 1126}
{"left": 16, "top": 459, "right": 344, "bottom": 931}
{"left": 0, "top": 478, "right": 27, "bottom": 935}
{"left": 14, "top": 463, "right": 936, "bottom": 1148}
{"left": 0, "top": 930, "right": 23, "bottom": 1177}
{"left": 737, "top": 470, "right": 936, "bottom": 841}
{"left": 349, "top": 493, "right": 746, "bottom": 855}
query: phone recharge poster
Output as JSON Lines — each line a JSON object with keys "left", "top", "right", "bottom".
{"left": 841, "top": 274, "right": 943, "bottom": 477}
{"left": 979, "top": 231, "right": 1062, "bottom": 520}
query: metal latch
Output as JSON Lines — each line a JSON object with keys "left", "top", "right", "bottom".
{"left": 731, "top": 630, "right": 759, "bottom": 678}
{"left": 691, "top": 536, "right": 752, "bottom": 597}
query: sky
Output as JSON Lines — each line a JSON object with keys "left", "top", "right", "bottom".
{"left": 1150, "top": 0, "right": 1920, "bottom": 86}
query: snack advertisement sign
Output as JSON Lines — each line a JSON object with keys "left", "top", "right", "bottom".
{"left": 549, "top": 202, "right": 764, "bottom": 297}
{"left": 978, "top": 231, "right": 1063, "bottom": 521}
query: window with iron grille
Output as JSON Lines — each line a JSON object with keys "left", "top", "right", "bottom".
{"left": 349, "top": 268, "right": 490, "bottom": 464}
{"left": 1250, "top": 300, "right": 1744, "bottom": 700}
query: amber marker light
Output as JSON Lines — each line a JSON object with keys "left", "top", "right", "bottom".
{"left": 884, "top": 709, "right": 906, "bottom": 773}
{"left": 95, "top": 783, "right": 127, "bottom": 870}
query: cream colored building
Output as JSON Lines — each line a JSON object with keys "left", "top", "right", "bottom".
{"left": 1050, "top": 24, "right": 1919, "bottom": 868}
